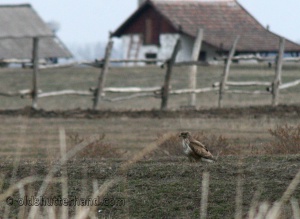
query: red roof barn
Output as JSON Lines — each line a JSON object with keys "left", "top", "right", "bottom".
{"left": 112, "top": 0, "right": 300, "bottom": 64}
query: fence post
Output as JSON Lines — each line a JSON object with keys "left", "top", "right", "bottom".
{"left": 32, "top": 37, "right": 39, "bottom": 109}
{"left": 218, "top": 36, "right": 240, "bottom": 108}
{"left": 161, "top": 39, "right": 181, "bottom": 110}
{"left": 189, "top": 28, "right": 204, "bottom": 107}
{"left": 272, "top": 37, "right": 285, "bottom": 106}
{"left": 93, "top": 38, "right": 114, "bottom": 110}
{"left": 200, "top": 172, "right": 210, "bottom": 219}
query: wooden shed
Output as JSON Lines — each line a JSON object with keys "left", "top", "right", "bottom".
{"left": 0, "top": 4, "right": 72, "bottom": 62}
{"left": 112, "top": 0, "right": 300, "bottom": 64}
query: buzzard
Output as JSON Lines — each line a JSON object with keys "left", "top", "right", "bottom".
{"left": 179, "top": 132, "right": 216, "bottom": 162}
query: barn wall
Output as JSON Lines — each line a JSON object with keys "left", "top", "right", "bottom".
{"left": 121, "top": 33, "right": 180, "bottom": 66}
{"left": 119, "top": 6, "right": 176, "bottom": 44}
{"left": 204, "top": 43, "right": 219, "bottom": 62}
{"left": 178, "top": 34, "right": 194, "bottom": 62}
{"left": 159, "top": 34, "right": 180, "bottom": 60}
{"left": 179, "top": 34, "right": 220, "bottom": 62}
{"left": 121, "top": 33, "right": 219, "bottom": 66}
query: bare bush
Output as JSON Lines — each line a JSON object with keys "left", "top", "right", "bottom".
{"left": 192, "top": 132, "right": 232, "bottom": 156}
{"left": 154, "top": 134, "right": 183, "bottom": 156}
{"left": 265, "top": 124, "right": 300, "bottom": 154}
{"left": 68, "top": 133, "right": 127, "bottom": 158}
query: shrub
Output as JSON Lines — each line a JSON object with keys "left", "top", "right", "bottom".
{"left": 68, "top": 133, "right": 127, "bottom": 159}
{"left": 192, "top": 132, "right": 232, "bottom": 156}
{"left": 265, "top": 124, "right": 300, "bottom": 154}
{"left": 154, "top": 134, "right": 183, "bottom": 157}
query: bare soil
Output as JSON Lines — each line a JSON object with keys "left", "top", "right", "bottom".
{"left": 0, "top": 104, "right": 300, "bottom": 119}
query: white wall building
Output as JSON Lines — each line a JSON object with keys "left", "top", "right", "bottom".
{"left": 113, "top": 0, "right": 300, "bottom": 66}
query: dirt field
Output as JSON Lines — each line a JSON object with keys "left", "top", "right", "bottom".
{"left": 1, "top": 65, "right": 300, "bottom": 218}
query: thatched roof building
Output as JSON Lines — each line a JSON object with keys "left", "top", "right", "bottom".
{"left": 0, "top": 4, "right": 72, "bottom": 60}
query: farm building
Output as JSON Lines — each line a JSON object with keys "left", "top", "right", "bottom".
{"left": 112, "top": 0, "right": 300, "bottom": 64}
{"left": 0, "top": 4, "right": 72, "bottom": 63}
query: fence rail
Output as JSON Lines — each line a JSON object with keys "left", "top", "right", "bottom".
{"left": 217, "top": 54, "right": 300, "bottom": 63}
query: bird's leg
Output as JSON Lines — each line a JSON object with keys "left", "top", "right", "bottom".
{"left": 190, "top": 157, "right": 198, "bottom": 163}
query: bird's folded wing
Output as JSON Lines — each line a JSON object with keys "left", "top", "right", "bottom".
{"left": 189, "top": 141, "right": 213, "bottom": 158}
{"left": 190, "top": 140, "right": 208, "bottom": 151}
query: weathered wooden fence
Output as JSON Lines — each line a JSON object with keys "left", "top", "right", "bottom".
{"left": 0, "top": 31, "right": 211, "bottom": 110}
{"left": 215, "top": 37, "right": 300, "bottom": 108}
{"left": 1, "top": 32, "right": 300, "bottom": 110}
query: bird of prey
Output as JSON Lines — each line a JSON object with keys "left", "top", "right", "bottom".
{"left": 179, "top": 132, "right": 216, "bottom": 162}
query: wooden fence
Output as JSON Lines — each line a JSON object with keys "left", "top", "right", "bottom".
{"left": 1, "top": 32, "right": 300, "bottom": 110}
{"left": 216, "top": 37, "right": 300, "bottom": 107}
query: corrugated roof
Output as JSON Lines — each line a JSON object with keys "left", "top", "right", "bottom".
{"left": 113, "top": 0, "right": 300, "bottom": 53}
{"left": 0, "top": 4, "right": 72, "bottom": 59}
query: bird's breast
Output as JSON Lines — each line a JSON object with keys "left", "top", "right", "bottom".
{"left": 182, "top": 139, "right": 193, "bottom": 155}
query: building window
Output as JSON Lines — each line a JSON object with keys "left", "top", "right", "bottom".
{"left": 145, "top": 52, "right": 157, "bottom": 64}
{"left": 145, "top": 53, "right": 157, "bottom": 59}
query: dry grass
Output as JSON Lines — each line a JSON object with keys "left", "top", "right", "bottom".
{"left": 265, "top": 124, "right": 300, "bottom": 154}
{"left": 1, "top": 153, "right": 300, "bottom": 218}
{"left": 148, "top": 133, "right": 183, "bottom": 157}
{"left": 0, "top": 64, "right": 300, "bottom": 110}
{"left": 0, "top": 131, "right": 174, "bottom": 218}
{"left": 1, "top": 63, "right": 300, "bottom": 217}
{"left": 153, "top": 126, "right": 300, "bottom": 158}
{"left": 68, "top": 133, "right": 128, "bottom": 159}
{"left": 1, "top": 112, "right": 300, "bottom": 217}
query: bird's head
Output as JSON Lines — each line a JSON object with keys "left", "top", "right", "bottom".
{"left": 179, "top": 132, "right": 191, "bottom": 139}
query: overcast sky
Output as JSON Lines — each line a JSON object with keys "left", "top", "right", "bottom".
{"left": 3, "top": 0, "right": 300, "bottom": 45}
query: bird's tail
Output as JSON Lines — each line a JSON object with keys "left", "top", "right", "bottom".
{"left": 201, "top": 158, "right": 215, "bottom": 163}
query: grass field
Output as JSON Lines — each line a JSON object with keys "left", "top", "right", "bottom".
{"left": 0, "top": 64, "right": 300, "bottom": 218}
{"left": 0, "top": 63, "right": 300, "bottom": 110}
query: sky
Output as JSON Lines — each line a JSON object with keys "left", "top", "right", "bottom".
{"left": 3, "top": 0, "right": 300, "bottom": 46}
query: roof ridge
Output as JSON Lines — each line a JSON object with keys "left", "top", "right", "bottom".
{"left": 0, "top": 4, "right": 31, "bottom": 8}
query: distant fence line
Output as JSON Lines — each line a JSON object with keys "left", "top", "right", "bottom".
{"left": 217, "top": 37, "right": 300, "bottom": 107}
{"left": 1, "top": 32, "right": 300, "bottom": 110}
